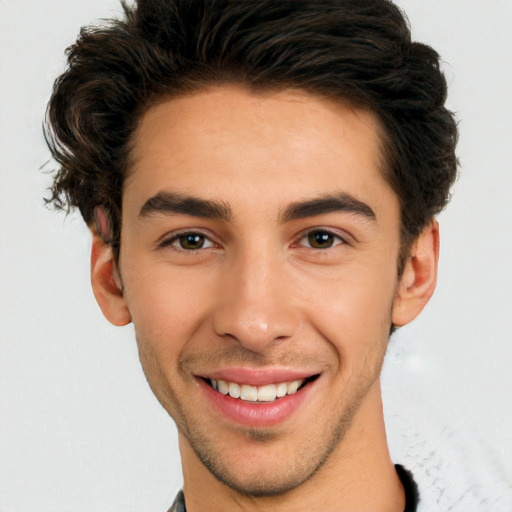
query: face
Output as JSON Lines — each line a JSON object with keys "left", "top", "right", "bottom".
{"left": 118, "top": 86, "right": 403, "bottom": 495}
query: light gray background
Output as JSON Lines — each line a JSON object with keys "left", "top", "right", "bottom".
{"left": 0, "top": 0, "right": 511, "bottom": 510}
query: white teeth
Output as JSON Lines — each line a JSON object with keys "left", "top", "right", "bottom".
{"left": 228, "top": 382, "right": 241, "bottom": 399}
{"left": 210, "top": 378, "right": 306, "bottom": 402}
{"left": 240, "top": 384, "right": 258, "bottom": 401}
{"left": 276, "top": 382, "right": 287, "bottom": 398}
{"left": 257, "top": 384, "right": 277, "bottom": 402}
{"left": 217, "top": 380, "right": 229, "bottom": 395}
{"left": 287, "top": 380, "right": 301, "bottom": 394}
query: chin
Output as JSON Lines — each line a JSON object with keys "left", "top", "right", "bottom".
{"left": 185, "top": 418, "right": 347, "bottom": 499}
{"left": 201, "top": 456, "right": 320, "bottom": 498}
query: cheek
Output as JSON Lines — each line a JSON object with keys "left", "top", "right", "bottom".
{"left": 121, "top": 261, "right": 216, "bottom": 359}
{"left": 121, "top": 265, "right": 216, "bottom": 417}
{"left": 299, "top": 258, "right": 397, "bottom": 364}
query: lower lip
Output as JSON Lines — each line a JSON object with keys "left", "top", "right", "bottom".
{"left": 197, "top": 378, "right": 316, "bottom": 428}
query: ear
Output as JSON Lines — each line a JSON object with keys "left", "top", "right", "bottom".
{"left": 90, "top": 232, "right": 131, "bottom": 326}
{"left": 392, "top": 220, "right": 440, "bottom": 327}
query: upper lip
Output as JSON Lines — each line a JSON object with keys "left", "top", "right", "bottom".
{"left": 198, "top": 367, "right": 319, "bottom": 386}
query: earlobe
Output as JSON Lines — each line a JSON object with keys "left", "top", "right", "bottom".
{"left": 392, "top": 220, "right": 440, "bottom": 327}
{"left": 90, "top": 232, "right": 132, "bottom": 326}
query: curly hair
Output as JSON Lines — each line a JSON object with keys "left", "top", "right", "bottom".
{"left": 45, "top": 0, "right": 458, "bottom": 266}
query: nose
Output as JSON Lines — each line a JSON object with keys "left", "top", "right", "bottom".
{"left": 212, "top": 249, "right": 300, "bottom": 353}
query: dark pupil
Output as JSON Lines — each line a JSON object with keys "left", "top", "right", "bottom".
{"left": 180, "top": 234, "right": 205, "bottom": 250}
{"left": 308, "top": 231, "right": 334, "bottom": 249}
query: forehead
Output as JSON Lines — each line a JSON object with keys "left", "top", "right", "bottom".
{"left": 124, "top": 86, "right": 396, "bottom": 222}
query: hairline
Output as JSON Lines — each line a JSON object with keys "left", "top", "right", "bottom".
{"left": 117, "top": 81, "right": 418, "bottom": 274}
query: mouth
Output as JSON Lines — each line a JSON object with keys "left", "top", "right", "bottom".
{"left": 203, "top": 375, "right": 319, "bottom": 403}
{"left": 196, "top": 368, "right": 322, "bottom": 427}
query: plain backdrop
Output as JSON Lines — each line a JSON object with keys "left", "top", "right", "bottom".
{"left": 0, "top": 0, "right": 511, "bottom": 510}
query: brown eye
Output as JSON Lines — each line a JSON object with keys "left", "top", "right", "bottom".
{"left": 158, "top": 230, "right": 218, "bottom": 254}
{"left": 308, "top": 231, "right": 335, "bottom": 249}
{"left": 178, "top": 233, "right": 207, "bottom": 250}
{"left": 300, "top": 230, "right": 345, "bottom": 249}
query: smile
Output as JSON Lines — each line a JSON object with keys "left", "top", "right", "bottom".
{"left": 197, "top": 369, "right": 321, "bottom": 427}
{"left": 208, "top": 378, "right": 309, "bottom": 403}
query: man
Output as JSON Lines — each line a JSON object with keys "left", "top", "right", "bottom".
{"left": 44, "top": 0, "right": 458, "bottom": 510}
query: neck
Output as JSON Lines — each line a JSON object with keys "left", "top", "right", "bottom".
{"left": 179, "top": 380, "right": 404, "bottom": 512}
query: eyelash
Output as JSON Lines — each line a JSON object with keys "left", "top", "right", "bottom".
{"left": 295, "top": 229, "right": 347, "bottom": 250}
{"left": 158, "top": 228, "right": 348, "bottom": 252}
{"left": 159, "top": 230, "right": 217, "bottom": 252}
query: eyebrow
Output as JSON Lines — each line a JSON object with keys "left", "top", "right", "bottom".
{"left": 280, "top": 193, "right": 376, "bottom": 223}
{"left": 139, "top": 192, "right": 231, "bottom": 221}
{"left": 138, "top": 191, "right": 376, "bottom": 224}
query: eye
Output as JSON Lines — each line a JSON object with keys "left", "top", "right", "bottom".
{"left": 161, "top": 231, "right": 215, "bottom": 251}
{"left": 298, "top": 229, "right": 346, "bottom": 249}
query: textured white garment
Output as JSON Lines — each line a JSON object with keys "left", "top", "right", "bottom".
{"left": 383, "top": 341, "right": 512, "bottom": 511}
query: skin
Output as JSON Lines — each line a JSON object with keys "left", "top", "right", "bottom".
{"left": 91, "top": 86, "right": 439, "bottom": 512}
